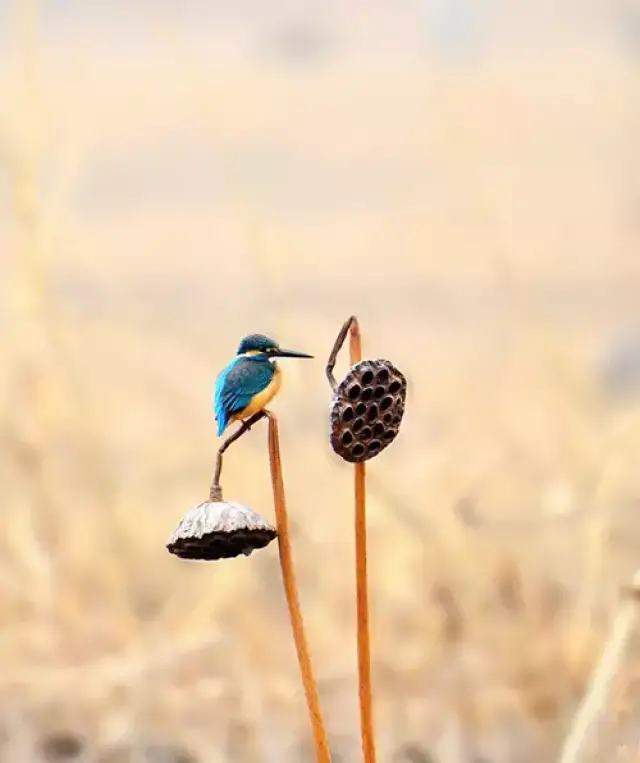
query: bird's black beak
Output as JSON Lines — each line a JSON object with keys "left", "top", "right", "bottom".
{"left": 275, "top": 348, "right": 314, "bottom": 359}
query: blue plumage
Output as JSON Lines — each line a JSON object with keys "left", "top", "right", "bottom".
{"left": 213, "top": 355, "right": 275, "bottom": 436}
{"left": 237, "top": 334, "right": 275, "bottom": 354}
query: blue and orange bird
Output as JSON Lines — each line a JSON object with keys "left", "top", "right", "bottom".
{"left": 213, "top": 334, "right": 314, "bottom": 436}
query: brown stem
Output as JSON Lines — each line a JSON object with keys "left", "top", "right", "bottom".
{"left": 325, "top": 315, "right": 356, "bottom": 391}
{"left": 325, "top": 316, "right": 377, "bottom": 762}
{"left": 210, "top": 411, "right": 266, "bottom": 500}
{"left": 347, "top": 319, "right": 377, "bottom": 763}
{"left": 265, "top": 411, "right": 332, "bottom": 763}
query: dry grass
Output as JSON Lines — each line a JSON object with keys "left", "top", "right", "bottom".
{"left": 1, "top": 4, "right": 640, "bottom": 761}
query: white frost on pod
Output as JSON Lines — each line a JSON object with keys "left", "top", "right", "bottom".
{"left": 167, "top": 499, "right": 277, "bottom": 561}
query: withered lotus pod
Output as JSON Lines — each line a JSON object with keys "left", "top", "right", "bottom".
{"left": 167, "top": 487, "right": 277, "bottom": 560}
{"left": 329, "top": 358, "right": 407, "bottom": 463}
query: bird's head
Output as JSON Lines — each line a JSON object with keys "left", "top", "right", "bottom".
{"left": 236, "top": 334, "right": 314, "bottom": 360}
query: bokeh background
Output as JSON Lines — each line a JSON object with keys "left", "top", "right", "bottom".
{"left": 1, "top": 1, "right": 640, "bottom": 761}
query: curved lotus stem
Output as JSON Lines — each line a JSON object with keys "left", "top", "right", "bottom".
{"left": 265, "top": 411, "right": 331, "bottom": 763}
{"left": 327, "top": 315, "right": 378, "bottom": 763}
{"left": 347, "top": 318, "right": 377, "bottom": 763}
{"left": 210, "top": 411, "right": 267, "bottom": 497}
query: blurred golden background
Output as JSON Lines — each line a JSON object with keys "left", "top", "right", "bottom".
{"left": 1, "top": 1, "right": 640, "bottom": 761}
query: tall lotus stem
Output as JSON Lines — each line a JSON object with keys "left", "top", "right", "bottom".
{"left": 265, "top": 411, "right": 331, "bottom": 763}
{"left": 348, "top": 319, "right": 377, "bottom": 763}
{"left": 326, "top": 316, "right": 407, "bottom": 763}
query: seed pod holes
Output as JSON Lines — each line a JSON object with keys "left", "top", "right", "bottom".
{"left": 329, "top": 359, "right": 406, "bottom": 463}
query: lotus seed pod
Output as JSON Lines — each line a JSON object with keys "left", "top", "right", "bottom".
{"left": 329, "top": 358, "right": 407, "bottom": 463}
{"left": 167, "top": 497, "right": 277, "bottom": 561}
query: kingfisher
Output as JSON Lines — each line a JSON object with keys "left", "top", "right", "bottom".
{"left": 213, "top": 334, "right": 314, "bottom": 436}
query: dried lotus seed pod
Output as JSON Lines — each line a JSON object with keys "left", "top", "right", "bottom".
{"left": 329, "top": 359, "right": 407, "bottom": 463}
{"left": 167, "top": 495, "right": 277, "bottom": 561}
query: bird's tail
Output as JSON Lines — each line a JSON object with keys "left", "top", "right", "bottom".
{"left": 216, "top": 415, "right": 228, "bottom": 437}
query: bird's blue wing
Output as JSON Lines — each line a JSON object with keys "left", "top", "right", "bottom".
{"left": 214, "top": 357, "right": 275, "bottom": 435}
